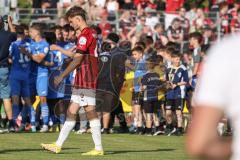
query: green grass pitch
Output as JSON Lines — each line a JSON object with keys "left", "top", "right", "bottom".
{"left": 0, "top": 133, "right": 194, "bottom": 160}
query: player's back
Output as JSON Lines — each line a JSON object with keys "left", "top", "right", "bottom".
{"left": 9, "top": 39, "right": 31, "bottom": 80}
{"left": 142, "top": 71, "right": 161, "bottom": 101}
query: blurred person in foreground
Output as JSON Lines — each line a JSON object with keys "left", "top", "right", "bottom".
{"left": 187, "top": 35, "right": 240, "bottom": 160}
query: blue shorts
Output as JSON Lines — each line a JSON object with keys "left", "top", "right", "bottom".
{"left": 0, "top": 68, "right": 10, "bottom": 99}
{"left": 37, "top": 73, "right": 48, "bottom": 97}
{"left": 10, "top": 78, "right": 30, "bottom": 97}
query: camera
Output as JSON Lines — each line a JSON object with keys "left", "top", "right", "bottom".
{"left": 2, "top": 15, "right": 8, "bottom": 23}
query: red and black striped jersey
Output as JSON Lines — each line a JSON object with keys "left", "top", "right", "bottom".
{"left": 74, "top": 27, "right": 99, "bottom": 89}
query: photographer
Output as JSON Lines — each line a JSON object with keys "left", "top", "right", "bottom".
{"left": 0, "top": 15, "right": 17, "bottom": 131}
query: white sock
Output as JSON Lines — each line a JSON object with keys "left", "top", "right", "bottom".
{"left": 56, "top": 120, "right": 76, "bottom": 147}
{"left": 90, "top": 119, "right": 103, "bottom": 151}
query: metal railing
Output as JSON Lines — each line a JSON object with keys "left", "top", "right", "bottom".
{"left": 0, "top": 8, "right": 227, "bottom": 46}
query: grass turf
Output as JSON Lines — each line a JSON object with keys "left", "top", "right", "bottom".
{"left": 0, "top": 133, "right": 193, "bottom": 160}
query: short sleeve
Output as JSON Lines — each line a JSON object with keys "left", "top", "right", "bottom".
{"left": 76, "top": 35, "right": 89, "bottom": 52}
{"left": 9, "top": 43, "right": 14, "bottom": 56}
{"left": 141, "top": 75, "right": 147, "bottom": 86}
{"left": 193, "top": 44, "right": 232, "bottom": 109}
{"left": 40, "top": 43, "right": 49, "bottom": 55}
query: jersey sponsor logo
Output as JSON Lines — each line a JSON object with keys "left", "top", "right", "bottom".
{"left": 44, "top": 47, "right": 49, "bottom": 54}
{"left": 79, "top": 37, "right": 87, "bottom": 45}
{"left": 178, "top": 72, "right": 182, "bottom": 78}
{"left": 100, "top": 56, "right": 108, "bottom": 62}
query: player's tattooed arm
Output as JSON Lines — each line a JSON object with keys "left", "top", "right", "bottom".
{"left": 19, "top": 47, "right": 46, "bottom": 63}
{"left": 41, "top": 60, "right": 54, "bottom": 67}
{"left": 54, "top": 52, "right": 84, "bottom": 86}
{"left": 50, "top": 44, "right": 76, "bottom": 58}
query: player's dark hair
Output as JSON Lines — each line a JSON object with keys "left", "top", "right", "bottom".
{"left": 45, "top": 32, "right": 56, "bottom": 45}
{"left": 219, "top": 1, "right": 228, "bottom": 10}
{"left": 15, "top": 25, "right": 24, "bottom": 35}
{"left": 189, "top": 32, "right": 203, "bottom": 44}
{"left": 101, "top": 41, "right": 112, "bottom": 52}
{"left": 145, "top": 36, "right": 154, "bottom": 46}
{"left": 172, "top": 18, "right": 181, "bottom": 24}
{"left": 132, "top": 46, "right": 144, "bottom": 54}
{"left": 165, "top": 46, "right": 177, "bottom": 55}
{"left": 62, "top": 24, "right": 71, "bottom": 32}
{"left": 21, "top": 23, "right": 29, "bottom": 31}
{"left": 171, "top": 52, "right": 181, "bottom": 58}
{"left": 65, "top": 6, "right": 87, "bottom": 21}
{"left": 154, "top": 23, "right": 163, "bottom": 30}
{"left": 156, "top": 55, "right": 163, "bottom": 63}
{"left": 146, "top": 56, "right": 157, "bottom": 69}
{"left": 135, "top": 41, "right": 146, "bottom": 50}
{"left": 91, "top": 25, "right": 102, "bottom": 35}
{"left": 30, "top": 23, "right": 44, "bottom": 36}
{"left": 54, "top": 25, "right": 62, "bottom": 31}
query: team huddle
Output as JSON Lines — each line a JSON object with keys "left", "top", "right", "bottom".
{"left": 6, "top": 6, "right": 103, "bottom": 155}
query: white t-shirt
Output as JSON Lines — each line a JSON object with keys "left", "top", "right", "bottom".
{"left": 193, "top": 35, "right": 240, "bottom": 160}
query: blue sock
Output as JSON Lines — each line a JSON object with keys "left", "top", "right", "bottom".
{"left": 41, "top": 103, "right": 49, "bottom": 125}
{"left": 21, "top": 106, "right": 28, "bottom": 126}
{"left": 12, "top": 104, "right": 20, "bottom": 126}
{"left": 59, "top": 114, "right": 66, "bottom": 125}
{"left": 28, "top": 106, "right": 36, "bottom": 126}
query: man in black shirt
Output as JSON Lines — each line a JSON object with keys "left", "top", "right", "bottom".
{"left": 96, "top": 42, "right": 119, "bottom": 134}
{"left": 107, "top": 33, "right": 129, "bottom": 133}
{"left": 0, "top": 15, "right": 17, "bottom": 131}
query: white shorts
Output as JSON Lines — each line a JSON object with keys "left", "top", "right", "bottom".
{"left": 71, "top": 89, "right": 96, "bottom": 107}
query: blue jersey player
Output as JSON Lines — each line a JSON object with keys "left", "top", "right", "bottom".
{"left": 165, "top": 53, "right": 189, "bottom": 136}
{"left": 20, "top": 24, "right": 51, "bottom": 132}
{"left": 8, "top": 25, "right": 36, "bottom": 132}
{"left": 48, "top": 43, "right": 66, "bottom": 130}
{"left": 141, "top": 56, "right": 162, "bottom": 136}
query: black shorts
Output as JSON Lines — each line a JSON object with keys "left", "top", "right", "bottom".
{"left": 132, "top": 92, "right": 143, "bottom": 105}
{"left": 143, "top": 101, "right": 160, "bottom": 113}
{"left": 165, "top": 99, "right": 185, "bottom": 111}
{"left": 96, "top": 90, "right": 118, "bottom": 113}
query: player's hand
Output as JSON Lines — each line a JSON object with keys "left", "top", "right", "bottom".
{"left": 125, "top": 59, "right": 131, "bottom": 68}
{"left": 50, "top": 44, "right": 60, "bottom": 51}
{"left": 171, "top": 83, "right": 177, "bottom": 89}
{"left": 54, "top": 76, "right": 63, "bottom": 87}
{"left": 70, "top": 46, "right": 76, "bottom": 52}
{"left": 7, "top": 15, "right": 13, "bottom": 24}
{"left": 49, "top": 62, "right": 54, "bottom": 67}
{"left": 165, "top": 81, "right": 172, "bottom": 90}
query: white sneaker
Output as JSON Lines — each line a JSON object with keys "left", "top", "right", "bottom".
{"left": 109, "top": 128, "right": 114, "bottom": 134}
{"left": 75, "top": 129, "right": 87, "bottom": 134}
{"left": 40, "top": 125, "right": 49, "bottom": 133}
{"left": 31, "top": 126, "right": 37, "bottom": 132}
{"left": 167, "top": 128, "right": 176, "bottom": 136}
